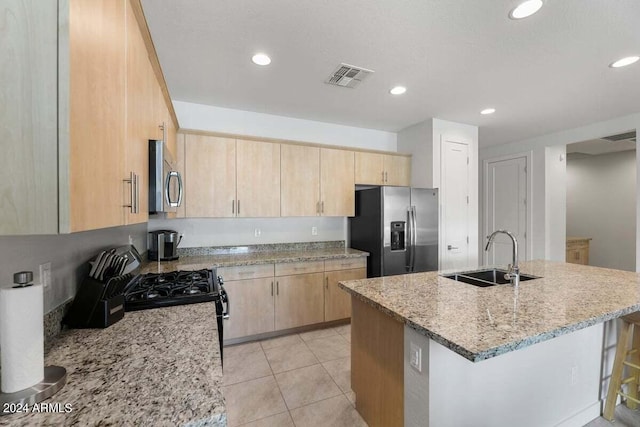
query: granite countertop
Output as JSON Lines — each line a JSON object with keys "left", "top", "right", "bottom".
{"left": 1, "top": 303, "right": 225, "bottom": 426}
{"left": 339, "top": 260, "right": 640, "bottom": 362}
{"left": 140, "top": 247, "right": 369, "bottom": 274}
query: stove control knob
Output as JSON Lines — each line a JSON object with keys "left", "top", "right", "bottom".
{"left": 217, "top": 276, "right": 224, "bottom": 285}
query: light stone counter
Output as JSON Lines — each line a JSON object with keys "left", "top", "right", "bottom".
{"left": 0, "top": 303, "right": 225, "bottom": 426}
{"left": 140, "top": 248, "right": 368, "bottom": 274}
{"left": 339, "top": 260, "right": 640, "bottom": 362}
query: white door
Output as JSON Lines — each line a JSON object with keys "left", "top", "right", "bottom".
{"left": 441, "top": 140, "right": 470, "bottom": 270}
{"left": 484, "top": 156, "right": 528, "bottom": 265}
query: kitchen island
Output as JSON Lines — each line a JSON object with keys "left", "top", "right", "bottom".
{"left": 339, "top": 260, "right": 640, "bottom": 427}
{"left": 1, "top": 303, "right": 224, "bottom": 426}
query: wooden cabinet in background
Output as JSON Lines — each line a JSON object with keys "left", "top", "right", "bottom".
{"left": 281, "top": 145, "right": 321, "bottom": 216}
{"left": 566, "top": 237, "right": 591, "bottom": 265}
{"left": 185, "top": 134, "right": 236, "bottom": 218}
{"left": 236, "top": 139, "right": 281, "bottom": 217}
{"left": 355, "top": 152, "right": 411, "bottom": 186}
{"left": 321, "top": 148, "right": 355, "bottom": 216}
{"left": 324, "top": 267, "right": 366, "bottom": 322}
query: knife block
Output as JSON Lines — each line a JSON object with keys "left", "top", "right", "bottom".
{"left": 64, "top": 274, "right": 132, "bottom": 328}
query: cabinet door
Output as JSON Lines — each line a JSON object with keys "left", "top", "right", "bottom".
{"left": 355, "top": 152, "right": 384, "bottom": 185}
{"left": 321, "top": 148, "right": 355, "bottom": 216}
{"left": 281, "top": 145, "right": 320, "bottom": 216}
{"left": 68, "top": 0, "right": 126, "bottom": 232}
{"left": 384, "top": 154, "right": 412, "bottom": 186}
{"left": 124, "top": 0, "right": 150, "bottom": 225}
{"left": 223, "top": 277, "right": 275, "bottom": 340}
{"left": 0, "top": 0, "right": 58, "bottom": 234}
{"left": 236, "top": 139, "right": 280, "bottom": 217}
{"left": 185, "top": 134, "right": 236, "bottom": 217}
{"left": 275, "top": 273, "right": 324, "bottom": 330}
{"left": 324, "top": 268, "right": 366, "bottom": 322}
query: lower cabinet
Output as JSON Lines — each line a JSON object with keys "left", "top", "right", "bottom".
{"left": 223, "top": 277, "right": 275, "bottom": 340}
{"left": 275, "top": 273, "right": 324, "bottom": 330}
{"left": 220, "top": 257, "right": 367, "bottom": 342}
{"left": 324, "top": 268, "right": 366, "bottom": 322}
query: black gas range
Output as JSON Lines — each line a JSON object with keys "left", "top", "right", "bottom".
{"left": 123, "top": 268, "right": 229, "bottom": 360}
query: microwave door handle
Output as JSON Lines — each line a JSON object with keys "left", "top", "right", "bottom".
{"left": 165, "top": 171, "right": 182, "bottom": 208}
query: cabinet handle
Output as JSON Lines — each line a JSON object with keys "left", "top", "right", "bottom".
{"left": 134, "top": 172, "right": 140, "bottom": 214}
{"left": 325, "top": 277, "right": 328, "bottom": 290}
{"left": 238, "top": 199, "right": 240, "bottom": 215}
{"left": 385, "top": 171, "right": 388, "bottom": 183}
{"left": 276, "top": 281, "right": 279, "bottom": 295}
{"left": 316, "top": 201, "right": 320, "bottom": 215}
{"left": 123, "top": 171, "right": 137, "bottom": 213}
{"left": 232, "top": 200, "right": 235, "bottom": 214}
{"left": 321, "top": 201, "right": 324, "bottom": 214}
{"left": 271, "top": 281, "right": 274, "bottom": 296}
{"left": 382, "top": 171, "right": 385, "bottom": 183}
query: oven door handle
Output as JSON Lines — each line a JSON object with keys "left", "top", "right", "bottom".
{"left": 220, "top": 286, "right": 230, "bottom": 319}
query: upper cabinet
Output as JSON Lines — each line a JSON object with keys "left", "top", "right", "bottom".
{"left": 355, "top": 152, "right": 411, "bottom": 186}
{"left": 320, "top": 148, "right": 355, "bottom": 217}
{"left": 184, "top": 135, "right": 281, "bottom": 218}
{"left": 236, "top": 139, "right": 281, "bottom": 217}
{"left": 281, "top": 145, "right": 321, "bottom": 216}
{"left": 1, "top": 0, "right": 178, "bottom": 234}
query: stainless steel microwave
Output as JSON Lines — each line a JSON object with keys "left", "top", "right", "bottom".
{"left": 149, "top": 139, "right": 183, "bottom": 214}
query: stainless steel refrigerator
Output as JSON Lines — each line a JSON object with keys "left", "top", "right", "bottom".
{"left": 349, "top": 186, "right": 438, "bottom": 277}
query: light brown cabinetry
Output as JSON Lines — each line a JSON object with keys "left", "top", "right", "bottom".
{"left": 221, "top": 257, "right": 368, "bottom": 343}
{"left": 1, "top": 0, "right": 177, "bottom": 234}
{"left": 236, "top": 139, "right": 281, "bottom": 217}
{"left": 355, "top": 152, "right": 411, "bottom": 186}
{"left": 566, "top": 237, "right": 591, "bottom": 265}
{"left": 324, "top": 268, "right": 366, "bottom": 322}
{"left": 185, "top": 134, "right": 236, "bottom": 217}
{"left": 281, "top": 145, "right": 355, "bottom": 217}
{"left": 275, "top": 272, "right": 325, "bottom": 330}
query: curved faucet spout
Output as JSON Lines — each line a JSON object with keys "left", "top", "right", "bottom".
{"left": 485, "top": 230, "right": 520, "bottom": 287}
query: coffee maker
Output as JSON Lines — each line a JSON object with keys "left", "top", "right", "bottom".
{"left": 148, "top": 230, "right": 181, "bottom": 261}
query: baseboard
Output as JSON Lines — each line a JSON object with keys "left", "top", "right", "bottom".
{"left": 555, "top": 401, "right": 602, "bottom": 427}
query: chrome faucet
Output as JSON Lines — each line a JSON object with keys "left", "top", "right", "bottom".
{"left": 485, "top": 230, "right": 520, "bottom": 287}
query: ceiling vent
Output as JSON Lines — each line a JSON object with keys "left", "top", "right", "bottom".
{"left": 325, "top": 63, "right": 374, "bottom": 88}
{"left": 601, "top": 131, "right": 636, "bottom": 142}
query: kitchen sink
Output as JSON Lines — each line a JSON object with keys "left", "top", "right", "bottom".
{"left": 442, "top": 268, "right": 541, "bottom": 287}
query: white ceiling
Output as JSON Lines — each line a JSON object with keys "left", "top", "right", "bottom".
{"left": 141, "top": 0, "right": 640, "bottom": 148}
{"left": 567, "top": 134, "right": 636, "bottom": 156}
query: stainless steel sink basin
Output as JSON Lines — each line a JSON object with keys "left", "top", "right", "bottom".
{"left": 442, "top": 268, "right": 540, "bottom": 287}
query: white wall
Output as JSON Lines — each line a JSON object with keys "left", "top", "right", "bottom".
{"left": 174, "top": 101, "right": 397, "bottom": 151}
{"left": 159, "top": 101, "right": 399, "bottom": 247}
{"left": 566, "top": 150, "right": 636, "bottom": 271}
{"left": 480, "top": 112, "right": 640, "bottom": 266}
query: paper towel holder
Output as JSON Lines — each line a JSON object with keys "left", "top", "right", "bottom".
{"left": 0, "top": 366, "right": 67, "bottom": 415}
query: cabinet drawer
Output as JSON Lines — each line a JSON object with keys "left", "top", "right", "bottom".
{"left": 218, "top": 264, "right": 274, "bottom": 281}
{"left": 324, "top": 257, "right": 367, "bottom": 271}
{"left": 275, "top": 260, "right": 324, "bottom": 276}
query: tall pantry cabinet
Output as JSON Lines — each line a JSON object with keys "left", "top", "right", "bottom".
{"left": 0, "top": 0, "right": 177, "bottom": 234}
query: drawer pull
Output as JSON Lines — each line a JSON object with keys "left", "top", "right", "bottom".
{"left": 271, "top": 281, "right": 274, "bottom": 296}
{"left": 276, "top": 281, "right": 279, "bottom": 295}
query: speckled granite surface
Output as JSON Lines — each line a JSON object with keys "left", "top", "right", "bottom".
{"left": 1, "top": 303, "right": 225, "bottom": 426}
{"left": 339, "top": 260, "right": 640, "bottom": 362}
{"left": 141, "top": 247, "right": 368, "bottom": 274}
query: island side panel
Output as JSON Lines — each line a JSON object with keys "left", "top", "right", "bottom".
{"left": 351, "top": 296, "right": 404, "bottom": 427}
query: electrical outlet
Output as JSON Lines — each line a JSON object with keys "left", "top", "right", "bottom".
{"left": 410, "top": 342, "right": 422, "bottom": 372}
{"left": 311, "top": 226, "right": 318, "bottom": 236}
{"left": 254, "top": 228, "right": 261, "bottom": 237}
{"left": 128, "top": 234, "right": 134, "bottom": 245}
{"left": 39, "top": 262, "right": 52, "bottom": 289}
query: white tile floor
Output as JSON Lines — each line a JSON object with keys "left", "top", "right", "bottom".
{"left": 223, "top": 324, "right": 640, "bottom": 427}
{"left": 222, "top": 324, "right": 365, "bottom": 427}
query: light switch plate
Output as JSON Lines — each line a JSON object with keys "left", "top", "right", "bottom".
{"left": 410, "top": 342, "right": 422, "bottom": 372}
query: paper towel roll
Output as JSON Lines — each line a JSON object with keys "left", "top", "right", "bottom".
{"left": 0, "top": 283, "right": 44, "bottom": 393}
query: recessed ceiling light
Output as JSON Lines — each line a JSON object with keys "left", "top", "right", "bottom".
{"left": 509, "top": 0, "right": 543, "bottom": 20}
{"left": 390, "top": 86, "right": 407, "bottom": 95}
{"left": 251, "top": 53, "right": 271, "bottom": 66}
{"left": 480, "top": 108, "right": 496, "bottom": 115}
{"left": 610, "top": 56, "right": 640, "bottom": 68}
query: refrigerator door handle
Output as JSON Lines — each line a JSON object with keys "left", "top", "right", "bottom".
{"left": 410, "top": 206, "right": 417, "bottom": 272}
{"left": 405, "top": 207, "right": 412, "bottom": 272}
